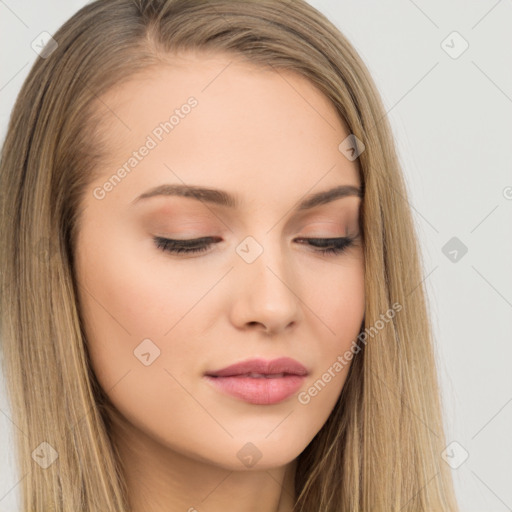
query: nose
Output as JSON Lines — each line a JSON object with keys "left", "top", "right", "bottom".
{"left": 228, "top": 238, "right": 301, "bottom": 335}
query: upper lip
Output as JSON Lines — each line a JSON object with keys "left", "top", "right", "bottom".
{"left": 205, "top": 357, "right": 308, "bottom": 377}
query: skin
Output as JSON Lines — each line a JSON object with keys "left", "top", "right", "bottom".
{"left": 74, "top": 51, "right": 365, "bottom": 512}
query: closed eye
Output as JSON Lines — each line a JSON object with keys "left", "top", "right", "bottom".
{"left": 152, "top": 235, "right": 356, "bottom": 256}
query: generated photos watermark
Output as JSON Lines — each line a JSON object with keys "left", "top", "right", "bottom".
{"left": 93, "top": 96, "right": 198, "bottom": 200}
{"left": 298, "top": 301, "right": 403, "bottom": 405}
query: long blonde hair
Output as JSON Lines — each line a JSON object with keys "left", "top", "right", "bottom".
{"left": 0, "top": 1, "right": 459, "bottom": 510}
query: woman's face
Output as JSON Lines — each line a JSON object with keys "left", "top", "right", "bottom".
{"left": 75, "top": 51, "right": 365, "bottom": 471}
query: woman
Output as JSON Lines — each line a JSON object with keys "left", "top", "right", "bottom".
{"left": 0, "top": 0, "right": 459, "bottom": 510}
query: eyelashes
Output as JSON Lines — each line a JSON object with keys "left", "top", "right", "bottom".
{"left": 297, "top": 236, "right": 356, "bottom": 255}
{"left": 153, "top": 236, "right": 220, "bottom": 255}
{"left": 152, "top": 235, "right": 356, "bottom": 257}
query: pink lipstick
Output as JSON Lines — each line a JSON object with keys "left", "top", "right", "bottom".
{"left": 204, "top": 357, "right": 308, "bottom": 405}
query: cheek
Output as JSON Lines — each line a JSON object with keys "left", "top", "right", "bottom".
{"left": 301, "top": 254, "right": 365, "bottom": 346}
{"left": 294, "top": 256, "right": 365, "bottom": 410}
{"left": 75, "top": 228, "right": 222, "bottom": 391}
{"left": 76, "top": 224, "right": 205, "bottom": 338}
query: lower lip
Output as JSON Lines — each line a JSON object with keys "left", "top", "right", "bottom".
{"left": 204, "top": 375, "right": 306, "bottom": 405}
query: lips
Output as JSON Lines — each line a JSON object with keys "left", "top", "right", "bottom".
{"left": 205, "top": 357, "right": 308, "bottom": 378}
{"left": 204, "top": 357, "right": 308, "bottom": 405}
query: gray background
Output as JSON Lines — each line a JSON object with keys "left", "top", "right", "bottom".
{"left": 1, "top": 1, "right": 511, "bottom": 510}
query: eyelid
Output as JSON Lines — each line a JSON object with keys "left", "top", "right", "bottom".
{"left": 152, "top": 234, "right": 358, "bottom": 257}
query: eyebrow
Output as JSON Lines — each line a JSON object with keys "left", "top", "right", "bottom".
{"left": 131, "top": 183, "right": 362, "bottom": 210}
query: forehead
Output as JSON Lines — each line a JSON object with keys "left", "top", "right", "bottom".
{"left": 90, "top": 51, "right": 361, "bottom": 205}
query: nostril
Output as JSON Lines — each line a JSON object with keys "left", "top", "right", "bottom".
{"left": 247, "top": 321, "right": 272, "bottom": 333}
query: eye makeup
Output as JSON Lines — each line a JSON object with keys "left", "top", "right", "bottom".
{"left": 152, "top": 234, "right": 358, "bottom": 257}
